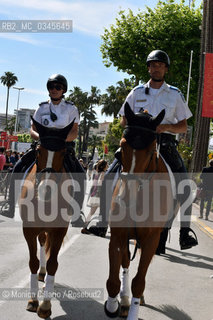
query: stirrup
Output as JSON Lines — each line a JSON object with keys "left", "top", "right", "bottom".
{"left": 180, "top": 227, "right": 198, "bottom": 250}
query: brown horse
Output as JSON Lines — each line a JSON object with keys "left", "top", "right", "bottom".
{"left": 104, "top": 102, "right": 174, "bottom": 320}
{"left": 19, "top": 118, "right": 75, "bottom": 319}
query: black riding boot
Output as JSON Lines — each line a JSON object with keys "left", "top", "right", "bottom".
{"left": 155, "top": 228, "right": 169, "bottom": 255}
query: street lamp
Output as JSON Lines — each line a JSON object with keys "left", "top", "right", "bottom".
{"left": 13, "top": 86, "right": 24, "bottom": 134}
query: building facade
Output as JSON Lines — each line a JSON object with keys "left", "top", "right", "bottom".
{"left": 89, "top": 121, "right": 111, "bottom": 138}
{"left": 14, "top": 108, "right": 35, "bottom": 132}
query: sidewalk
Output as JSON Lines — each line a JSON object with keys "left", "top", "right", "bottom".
{"left": 192, "top": 201, "right": 213, "bottom": 240}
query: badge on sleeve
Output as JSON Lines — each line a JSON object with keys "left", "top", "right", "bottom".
{"left": 43, "top": 118, "right": 49, "bottom": 126}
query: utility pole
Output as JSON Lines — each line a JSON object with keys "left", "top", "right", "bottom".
{"left": 191, "top": 0, "right": 213, "bottom": 172}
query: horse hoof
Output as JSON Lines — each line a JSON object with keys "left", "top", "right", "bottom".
{"left": 37, "top": 306, "right": 52, "bottom": 319}
{"left": 104, "top": 300, "right": 120, "bottom": 318}
{"left": 38, "top": 272, "right": 46, "bottom": 282}
{"left": 140, "top": 295, "right": 145, "bottom": 306}
{"left": 120, "top": 305, "right": 129, "bottom": 318}
{"left": 26, "top": 299, "right": 39, "bottom": 312}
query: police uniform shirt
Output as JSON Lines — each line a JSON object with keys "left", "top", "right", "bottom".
{"left": 119, "top": 80, "right": 192, "bottom": 125}
{"left": 33, "top": 99, "right": 80, "bottom": 128}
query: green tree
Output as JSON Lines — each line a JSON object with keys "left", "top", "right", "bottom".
{"left": 87, "top": 134, "right": 103, "bottom": 158}
{"left": 67, "top": 86, "right": 88, "bottom": 156}
{"left": 101, "top": 78, "right": 135, "bottom": 118}
{"left": 4, "top": 116, "right": 16, "bottom": 135}
{"left": 105, "top": 118, "right": 123, "bottom": 153}
{"left": 17, "top": 133, "right": 33, "bottom": 143}
{"left": 0, "top": 72, "right": 18, "bottom": 128}
{"left": 67, "top": 86, "right": 101, "bottom": 157}
{"left": 100, "top": 0, "right": 202, "bottom": 124}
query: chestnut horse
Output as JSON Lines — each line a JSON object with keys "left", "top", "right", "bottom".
{"left": 104, "top": 103, "right": 174, "bottom": 320}
{"left": 19, "top": 118, "right": 75, "bottom": 319}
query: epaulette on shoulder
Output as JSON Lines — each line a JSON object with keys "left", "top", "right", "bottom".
{"left": 169, "top": 85, "right": 180, "bottom": 92}
{"left": 133, "top": 84, "right": 145, "bottom": 92}
{"left": 39, "top": 101, "right": 49, "bottom": 106}
{"left": 65, "top": 100, "right": 74, "bottom": 105}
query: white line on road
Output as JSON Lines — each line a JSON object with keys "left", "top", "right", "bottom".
{"left": 0, "top": 233, "right": 80, "bottom": 308}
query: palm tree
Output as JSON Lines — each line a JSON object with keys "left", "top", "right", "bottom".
{"left": 88, "top": 134, "right": 102, "bottom": 158}
{"left": 0, "top": 71, "right": 18, "bottom": 129}
{"left": 67, "top": 86, "right": 101, "bottom": 157}
{"left": 100, "top": 78, "right": 134, "bottom": 118}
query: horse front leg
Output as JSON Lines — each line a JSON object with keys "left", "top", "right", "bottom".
{"left": 105, "top": 233, "right": 123, "bottom": 318}
{"left": 120, "top": 245, "right": 131, "bottom": 317}
{"left": 38, "top": 232, "right": 46, "bottom": 282}
{"left": 37, "top": 229, "right": 67, "bottom": 319}
{"left": 127, "top": 231, "right": 161, "bottom": 320}
{"left": 23, "top": 228, "right": 40, "bottom": 313}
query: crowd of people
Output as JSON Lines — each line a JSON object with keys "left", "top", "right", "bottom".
{"left": 0, "top": 147, "right": 24, "bottom": 171}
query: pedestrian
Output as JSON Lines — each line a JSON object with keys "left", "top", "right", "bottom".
{"left": 0, "top": 147, "right": 6, "bottom": 171}
{"left": 199, "top": 159, "right": 213, "bottom": 220}
{"left": 87, "top": 160, "right": 94, "bottom": 180}
{"left": 88, "top": 50, "right": 198, "bottom": 253}
{"left": 3, "top": 149, "right": 13, "bottom": 171}
{"left": 79, "top": 158, "right": 87, "bottom": 171}
{"left": 81, "top": 159, "right": 108, "bottom": 234}
{"left": 1, "top": 74, "right": 85, "bottom": 224}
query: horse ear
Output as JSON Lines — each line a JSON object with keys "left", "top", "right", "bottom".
{"left": 124, "top": 102, "right": 136, "bottom": 122}
{"left": 31, "top": 116, "right": 47, "bottom": 137}
{"left": 151, "top": 109, "right": 165, "bottom": 127}
{"left": 58, "top": 119, "right": 75, "bottom": 139}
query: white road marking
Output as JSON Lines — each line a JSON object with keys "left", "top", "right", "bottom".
{"left": 0, "top": 233, "right": 80, "bottom": 307}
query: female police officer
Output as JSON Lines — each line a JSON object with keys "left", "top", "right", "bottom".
{"left": 2, "top": 74, "right": 85, "bottom": 225}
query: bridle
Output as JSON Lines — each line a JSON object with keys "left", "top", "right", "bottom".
{"left": 121, "top": 125, "right": 162, "bottom": 188}
{"left": 120, "top": 125, "right": 162, "bottom": 260}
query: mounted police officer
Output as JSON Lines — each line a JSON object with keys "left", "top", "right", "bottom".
{"left": 1, "top": 74, "right": 85, "bottom": 226}
{"left": 88, "top": 50, "right": 198, "bottom": 252}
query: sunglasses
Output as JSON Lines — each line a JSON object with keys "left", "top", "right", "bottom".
{"left": 48, "top": 83, "right": 64, "bottom": 91}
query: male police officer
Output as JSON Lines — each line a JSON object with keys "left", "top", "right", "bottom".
{"left": 89, "top": 50, "right": 198, "bottom": 251}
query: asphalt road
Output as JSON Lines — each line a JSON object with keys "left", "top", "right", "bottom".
{"left": 0, "top": 180, "right": 212, "bottom": 320}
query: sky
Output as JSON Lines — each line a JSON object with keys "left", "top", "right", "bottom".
{"left": 0, "top": 0, "right": 202, "bottom": 123}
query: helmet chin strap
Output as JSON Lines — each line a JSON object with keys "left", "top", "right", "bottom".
{"left": 49, "top": 94, "right": 64, "bottom": 102}
{"left": 151, "top": 77, "right": 164, "bottom": 82}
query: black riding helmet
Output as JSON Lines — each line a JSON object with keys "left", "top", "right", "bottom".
{"left": 146, "top": 50, "right": 170, "bottom": 67}
{"left": 47, "top": 74, "right": 68, "bottom": 93}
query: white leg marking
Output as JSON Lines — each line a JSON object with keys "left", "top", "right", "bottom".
{"left": 30, "top": 273, "right": 38, "bottom": 300}
{"left": 120, "top": 268, "right": 130, "bottom": 298}
{"left": 40, "top": 245, "right": 46, "bottom": 269}
{"left": 127, "top": 297, "right": 140, "bottom": 320}
{"left": 106, "top": 296, "right": 119, "bottom": 313}
{"left": 44, "top": 274, "right": 55, "bottom": 301}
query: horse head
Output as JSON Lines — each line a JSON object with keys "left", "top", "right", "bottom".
{"left": 31, "top": 117, "right": 75, "bottom": 202}
{"left": 123, "top": 102, "right": 165, "bottom": 150}
{"left": 31, "top": 117, "right": 75, "bottom": 152}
